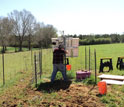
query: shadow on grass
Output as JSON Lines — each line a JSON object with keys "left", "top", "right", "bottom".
{"left": 96, "top": 93, "right": 106, "bottom": 97}
{"left": 36, "top": 80, "right": 72, "bottom": 93}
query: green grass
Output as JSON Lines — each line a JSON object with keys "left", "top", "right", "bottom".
{"left": 39, "top": 43, "right": 124, "bottom": 106}
{"left": 40, "top": 43, "right": 124, "bottom": 83}
{"left": 0, "top": 46, "right": 40, "bottom": 53}
{"left": 1, "top": 43, "right": 124, "bottom": 106}
{"left": 0, "top": 49, "right": 42, "bottom": 93}
{"left": 90, "top": 43, "right": 124, "bottom": 70}
{"left": 1, "top": 43, "right": 123, "bottom": 88}
{"left": 0, "top": 46, "right": 30, "bottom": 53}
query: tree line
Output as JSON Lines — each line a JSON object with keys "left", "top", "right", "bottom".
{"left": 0, "top": 9, "right": 57, "bottom": 53}
{"left": 66, "top": 34, "right": 124, "bottom": 45}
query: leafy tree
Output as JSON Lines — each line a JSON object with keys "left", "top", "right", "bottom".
{"left": 79, "top": 34, "right": 83, "bottom": 39}
{"left": 121, "top": 34, "right": 124, "bottom": 43}
{"left": 35, "top": 23, "right": 57, "bottom": 48}
{"left": 110, "top": 34, "right": 120, "bottom": 43}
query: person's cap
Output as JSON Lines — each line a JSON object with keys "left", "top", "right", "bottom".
{"left": 58, "top": 44, "right": 64, "bottom": 49}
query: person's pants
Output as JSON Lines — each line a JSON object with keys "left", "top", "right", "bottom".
{"left": 51, "top": 64, "right": 67, "bottom": 82}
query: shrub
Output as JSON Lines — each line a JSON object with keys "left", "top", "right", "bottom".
{"left": 79, "top": 38, "right": 111, "bottom": 45}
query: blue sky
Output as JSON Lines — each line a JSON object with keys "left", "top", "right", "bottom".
{"left": 0, "top": 0, "right": 124, "bottom": 35}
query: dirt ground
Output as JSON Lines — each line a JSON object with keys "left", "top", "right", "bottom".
{"left": 0, "top": 75, "right": 105, "bottom": 107}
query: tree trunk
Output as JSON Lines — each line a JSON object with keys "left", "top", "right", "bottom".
{"left": 28, "top": 41, "right": 31, "bottom": 50}
{"left": 39, "top": 41, "right": 41, "bottom": 49}
{"left": 19, "top": 40, "right": 22, "bottom": 51}
{"left": 15, "top": 35, "right": 17, "bottom": 52}
{"left": 5, "top": 46, "right": 7, "bottom": 51}
{"left": 19, "top": 36, "right": 23, "bottom": 51}
{"left": 28, "top": 34, "right": 31, "bottom": 50}
{"left": 45, "top": 39, "right": 47, "bottom": 48}
{"left": 2, "top": 45, "right": 5, "bottom": 53}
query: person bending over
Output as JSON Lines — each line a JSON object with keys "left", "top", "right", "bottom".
{"left": 51, "top": 45, "right": 68, "bottom": 83}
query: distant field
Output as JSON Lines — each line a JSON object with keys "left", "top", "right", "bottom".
{"left": 0, "top": 47, "right": 29, "bottom": 53}
{"left": 69, "top": 43, "right": 124, "bottom": 74}
{"left": 88, "top": 43, "right": 124, "bottom": 74}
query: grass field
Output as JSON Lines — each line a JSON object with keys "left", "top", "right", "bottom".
{"left": 41, "top": 43, "right": 124, "bottom": 83}
{"left": 40, "top": 43, "right": 124, "bottom": 107}
{"left": 0, "top": 43, "right": 124, "bottom": 106}
{"left": 0, "top": 51, "right": 32, "bottom": 91}
{"left": 1, "top": 43, "right": 124, "bottom": 88}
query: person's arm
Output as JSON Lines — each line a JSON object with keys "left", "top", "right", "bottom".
{"left": 65, "top": 50, "right": 68, "bottom": 54}
{"left": 62, "top": 49, "right": 68, "bottom": 54}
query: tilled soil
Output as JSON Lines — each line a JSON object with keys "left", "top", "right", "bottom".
{"left": 0, "top": 76, "right": 105, "bottom": 107}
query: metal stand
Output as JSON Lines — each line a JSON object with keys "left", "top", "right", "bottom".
{"left": 116, "top": 57, "right": 124, "bottom": 70}
{"left": 99, "top": 58, "right": 113, "bottom": 72}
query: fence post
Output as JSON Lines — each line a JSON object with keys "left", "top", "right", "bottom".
{"left": 85, "top": 46, "right": 87, "bottom": 70}
{"left": 39, "top": 49, "right": 42, "bottom": 79}
{"left": 31, "top": 49, "right": 33, "bottom": 66}
{"left": 94, "top": 49, "right": 97, "bottom": 84}
{"left": 2, "top": 53, "right": 5, "bottom": 85}
{"left": 34, "top": 53, "right": 37, "bottom": 87}
{"left": 89, "top": 46, "right": 90, "bottom": 71}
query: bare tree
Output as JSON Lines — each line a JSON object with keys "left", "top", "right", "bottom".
{"left": 8, "top": 9, "right": 36, "bottom": 51}
{"left": 34, "top": 22, "right": 45, "bottom": 48}
{"left": 0, "top": 17, "right": 13, "bottom": 53}
{"left": 26, "top": 14, "right": 36, "bottom": 50}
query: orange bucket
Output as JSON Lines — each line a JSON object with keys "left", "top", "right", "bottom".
{"left": 66, "top": 65, "right": 71, "bottom": 71}
{"left": 98, "top": 81, "right": 107, "bottom": 95}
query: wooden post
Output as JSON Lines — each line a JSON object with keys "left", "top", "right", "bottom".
{"left": 34, "top": 53, "right": 37, "bottom": 87}
{"left": 2, "top": 53, "right": 5, "bottom": 85}
{"left": 89, "top": 46, "right": 90, "bottom": 71}
{"left": 94, "top": 49, "right": 97, "bottom": 84}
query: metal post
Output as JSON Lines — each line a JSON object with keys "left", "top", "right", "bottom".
{"left": 39, "top": 49, "right": 42, "bottom": 79}
{"left": 85, "top": 46, "right": 87, "bottom": 70}
{"left": 63, "top": 31, "right": 67, "bottom": 73}
{"left": 34, "top": 53, "right": 37, "bottom": 87}
{"left": 31, "top": 48, "right": 33, "bottom": 66}
{"left": 2, "top": 53, "right": 5, "bottom": 85}
{"left": 41, "top": 49, "right": 42, "bottom": 78}
{"left": 94, "top": 49, "right": 97, "bottom": 84}
{"left": 89, "top": 46, "right": 90, "bottom": 71}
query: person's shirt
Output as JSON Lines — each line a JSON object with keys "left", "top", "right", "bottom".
{"left": 53, "top": 48, "right": 66, "bottom": 64}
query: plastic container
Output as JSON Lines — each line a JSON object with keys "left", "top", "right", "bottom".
{"left": 76, "top": 71, "right": 91, "bottom": 80}
{"left": 98, "top": 81, "right": 107, "bottom": 95}
{"left": 66, "top": 65, "right": 71, "bottom": 71}
{"left": 86, "top": 71, "right": 91, "bottom": 77}
{"left": 76, "top": 71, "right": 87, "bottom": 80}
